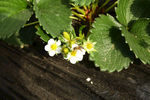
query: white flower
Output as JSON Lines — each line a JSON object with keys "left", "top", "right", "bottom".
{"left": 71, "top": 44, "right": 86, "bottom": 55}
{"left": 44, "top": 39, "right": 62, "bottom": 56}
{"left": 71, "top": 43, "right": 78, "bottom": 50}
{"left": 83, "top": 39, "right": 96, "bottom": 53}
{"left": 80, "top": 48, "right": 86, "bottom": 55}
{"left": 66, "top": 50, "right": 84, "bottom": 64}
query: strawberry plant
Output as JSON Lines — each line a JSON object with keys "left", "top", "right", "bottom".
{"left": 0, "top": 0, "right": 150, "bottom": 72}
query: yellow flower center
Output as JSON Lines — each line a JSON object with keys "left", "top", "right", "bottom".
{"left": 86, "top": 42, "right": 93, "bottom": 50}
{"left": 71, "top": 50, "right": 77, "bottom": 56}
{"left": 51, "top": 43, "right": 57, "bottom": 50}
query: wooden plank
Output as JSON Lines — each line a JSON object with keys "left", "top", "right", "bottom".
{"left": 0, "top": 41, "right": 150, "bottom": 100}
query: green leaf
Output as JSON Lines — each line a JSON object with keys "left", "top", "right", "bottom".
{"left": 89, "top": 15, "right": 134, "bottom": 72}
{"left": 122, "top": 19, "right": 150, "bottom": 64}
{"left": 4, "top": 32, "right": 25, "bottom": 48}
{"left": 35, "top": 26, "right": 50, "bottom": 42}
{"left": 0, "top": 0, "right": 32, "bottom": 39}
{"left": 116, "top": 0, "right": 150, "bottom": 26}
{"left": 130, "top": 0, "right": 150, "bottom": 18}
{"left": 4, "top": 25, "right": 36, "bottom": 47}
{"left": 72, "top": 0, "right": 95, "bottom": 6}
{"left": 34, "top": 0, "right": 71, "bottom": 38}
{"left": 116, "top": 0, "right": 136, "bottom": 26}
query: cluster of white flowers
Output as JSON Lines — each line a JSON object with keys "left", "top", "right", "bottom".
{"left": 44, "top": 32, "right": 96, "bottom": 64}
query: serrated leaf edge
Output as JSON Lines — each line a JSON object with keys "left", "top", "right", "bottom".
{"left": 89, "top": 14, "right": 131, "bottom": 72}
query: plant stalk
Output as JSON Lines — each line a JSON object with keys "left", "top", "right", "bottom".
{"left": 24, "top": 21, "right": 39, "bottom": 27}
{"left": 104, "top": 1, "right": 118, "bottom": 13}
{"left": 99, "top": 0, "right": 112, "bottom": 10}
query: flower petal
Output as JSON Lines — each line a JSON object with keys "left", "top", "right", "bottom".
{"left": 70, "top": 57, "right": 77, "bottom": 64}
{"left": 71, "top": 44, "right": 78, "bottom": 49}
{"left": 56, "top": 40, "right": 61, "bottom": 46}
{"left": 56, "top": 47, "right": 62, "bottom": 53}
{"left": 76, "top": 50, "right": 84, "bottom": 61}
{"left": 81, "top": 49, "right": 86, "bottom": 55}
{"left": 48, "top": 51, "right": 55, "bottom": 56}
{"left": 44, "top": 44, "right": 50, "bottom": 51}
{"left": 48, "top": 39, "right": 55, "bottom": 45}
{"left": 66, "top": 53, "right": 71, "bottom": 60}
{"left": 77, "top": 55, "right": 83, "bottom": 61}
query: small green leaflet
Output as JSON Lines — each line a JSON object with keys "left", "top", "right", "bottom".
{"left": 4, "top": 32, "right": 25, "bottom": 48}
{"left": 121, "top": 19, "right": 150, "bottom": 64}
{"left": 34, "top": 0, "right": 71, "bottom": 38}
{"left": 89, "top": 15, "right": 134, "bottom": 72}
{"left": 0, "top": 0, "right": 32, "bottom": 39}
{"left": 4, "top": 26, "right": 36, "bottom": 47}
{"left": 130, "top": 0, "right": 150, "bottom": 18}
{"left": 35, "top": 26, "right": 50, "bottom": 42}
{"left": 116, "top": 0, "right": 136, "bottom": 26}
{"left": 116, "top": 0, "right": 150, "bottom": 26}
{"left": 72, "top": 0, "right": 95, "bottom": 6}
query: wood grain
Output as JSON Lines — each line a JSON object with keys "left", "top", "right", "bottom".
{"left": 0, "top": 41, "right": 150, "bottom": 100}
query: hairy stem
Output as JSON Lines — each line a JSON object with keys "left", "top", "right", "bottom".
{"left": 72, "top": 11, "right": 85, "bottom": 21}
{"left": 99, "top": 0, "right": 112, "bottom": 10}
{"left": 104, "top": 1, "right": 118, "bottom": 13}
{"left": 24, "top": 21, "right": 39, "bottom": 27}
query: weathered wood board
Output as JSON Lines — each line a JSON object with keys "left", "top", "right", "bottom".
{"left": 0, "top": 41, "right": 150, "bottom": 100}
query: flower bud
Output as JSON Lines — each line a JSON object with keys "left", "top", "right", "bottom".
{"left": 63, "top": 48, "right": 69, "bottom": 54}
{"left": 63, "top": 32, "right": 70, "bottom": 41}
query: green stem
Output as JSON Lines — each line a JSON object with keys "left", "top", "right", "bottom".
{"left": 98, "top": 0, "right": 111, "bottom": 11}
{"left": 86, "top": 30, "right": 92, "bottom": 39}
{"left": 69, "top": 16, "right": 79, "bottom": 20}
{"left": 71, "top": 11, "right": 85, "bottom": 21}
{"left": 92, "top": 0, "right": 99, "bottom": 13}
{"left": 24, "top": 21, "right": 39, "bottom": 27}
{"left": 30, "top": 0, "right": 33, "bottom": 2}
{"left": 72, "top": 6, "right": 85, "bottom": 15}
{"left": 72, "top": 29, "right": 77, "bottom": 38}
{"left": 104, "top": 1, "right": 118, "bottom": 13}
{"left": 79, "top": 25, "right": 86, "bottom": 35}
